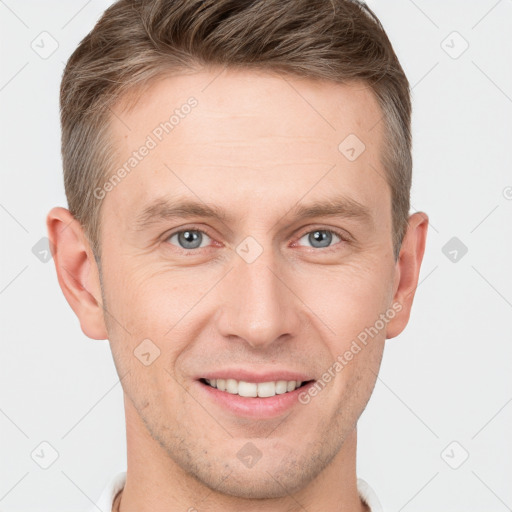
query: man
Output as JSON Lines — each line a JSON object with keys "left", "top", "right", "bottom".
{"left": 47, "top": 0, "right": 428, "bottom": 510}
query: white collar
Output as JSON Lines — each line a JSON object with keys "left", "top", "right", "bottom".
{"left": 91, "top": 471, "right": 383, "bottom": 512}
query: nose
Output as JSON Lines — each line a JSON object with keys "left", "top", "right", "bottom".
{"left": 215, "top": 243, "right": 302, "bottom": 350}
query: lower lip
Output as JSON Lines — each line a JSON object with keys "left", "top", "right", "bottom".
{"left": 197, "top": 380, "right": 315, "bottom": 419}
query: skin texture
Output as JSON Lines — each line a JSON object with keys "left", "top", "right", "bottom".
{"left": 47, "top": 67, "right": 428, "bottom": 512}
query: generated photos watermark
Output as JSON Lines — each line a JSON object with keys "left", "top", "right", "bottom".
{"left": 298, "top": 301, "right": 403, "bottom": 404}
{"left": 93, "top": 96, "right": 198, "bottom": 200}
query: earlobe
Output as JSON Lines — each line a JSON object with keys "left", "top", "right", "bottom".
{"left": 46, "top": 207, "right": 108, "bottom": 340}
{"left": 386, "top": 211, "right": 429, "bottom": 339}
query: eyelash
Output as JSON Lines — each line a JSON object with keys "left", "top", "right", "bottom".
{"left": 164, "top": 225, "right": 350, "bottom": 253}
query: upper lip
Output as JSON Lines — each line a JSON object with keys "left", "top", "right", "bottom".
{"left": 198, "top": 369, "right": 314, "bottom": 383}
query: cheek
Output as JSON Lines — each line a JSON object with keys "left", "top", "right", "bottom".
{"left": 102, "top": 261, "right": 211, "bottom": 367}
{"left": 102, "top": 248, "right": 393, "bottom": 364}
{"left": 102, "top": 259, "right": 183, "bottom": 325}
{"left": 299, "top": 260, "right": 393, "bottom": 341}
{"left": 101, "top": 267, "right": 187, "bottom": 405}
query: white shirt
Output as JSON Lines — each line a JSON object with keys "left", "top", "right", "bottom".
{"left": 88, "top": 471, "right": 383, "bottom": 512}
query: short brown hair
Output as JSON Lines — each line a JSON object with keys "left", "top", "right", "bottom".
{"left": 61, "top": 0, "right": 412, "bottom": 262}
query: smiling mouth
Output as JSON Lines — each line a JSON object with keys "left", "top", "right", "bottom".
{"left": 199, "top": 378, "right": 313, "bottom": 398}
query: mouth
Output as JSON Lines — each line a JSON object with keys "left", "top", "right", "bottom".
{"left": 197, "top": 374, "right": 316, "bottom": 418}
{"left": 199, "top": 377, "right": 313, "bottom": 398}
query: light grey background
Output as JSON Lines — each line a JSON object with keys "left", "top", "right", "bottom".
{"left": 1, "top": 1, "right": 511, "bottom": 510}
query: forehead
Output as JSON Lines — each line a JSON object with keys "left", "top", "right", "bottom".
{"left": 103, "top": 68, "right": 388, "bottom": 229}
{"left": 113, "top": 67, "right": 383, "bottom": 148}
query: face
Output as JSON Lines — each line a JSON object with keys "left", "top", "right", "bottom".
{"left": 93, "top": 68, "right": 401, "bottom": 497}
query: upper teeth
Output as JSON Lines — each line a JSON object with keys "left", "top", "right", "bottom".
{"left": 205, "top": 378, "right": 303, "bottom": 397}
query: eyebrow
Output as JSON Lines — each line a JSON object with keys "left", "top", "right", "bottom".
{"left": 133, "top": 195, "right": 373, "bottom": 232}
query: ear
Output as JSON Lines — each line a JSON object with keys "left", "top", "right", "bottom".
{"left": 386, "top": 211, "right": 429, "bottom": 339}
{"left": 46, "top": 207, "right": 108, "bottom": 340}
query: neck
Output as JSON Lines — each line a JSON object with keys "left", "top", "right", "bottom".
{"left": 117, "top": 395, "right": 368, "bottom": 512}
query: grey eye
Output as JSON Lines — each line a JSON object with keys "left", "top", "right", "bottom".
{"left": 299, "top": 230, "right": 341, "bottom": 249}
{"left": 168, "top": 230, "right": 211, "bottom": 250}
